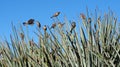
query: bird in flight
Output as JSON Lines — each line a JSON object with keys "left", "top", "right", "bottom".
{"left": 51, "top": 12, "right": 60, "bottom": 18}
{"left": 23, "top": 19, "right": 35, "bottom": 26}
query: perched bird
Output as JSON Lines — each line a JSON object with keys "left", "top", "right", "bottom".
{"left": 43, "top": 25, "right": 47, "bottom": 31}
{"left": 50, "top": 23, "right": 56, "bottom": 29}
{"left": 20, "top": 33, "right": 24, "bottom": 40}
{"left": 97, "top": 17, "right": 101, "bottom": 28}
{"left": 58, "top": 22, "right": 65, "bottom": 28}
{"left": 88, "top": 18, "right": 92, "bottom": 23}
{"left": 80, "top": 13, "right": 86, "bottom": 19}
{"left": 70, "top": 22, "right": 76, "bottom": 33}
{"left": 36, "top": 21, "right": 41, "bottom": 28}
{"left": 29, "top": 39, "right": 35, "bottom": 47}
{"left": 23, "top": 19, "right": 35, "bottom": 26}
{"left": 51, "top": 12, "right": 60, "bottom": 18}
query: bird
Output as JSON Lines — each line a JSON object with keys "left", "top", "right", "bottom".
{"left": 70, "top": 22, "right": 76, "bottom": 33}
{"left": 58, "top": 22, "right": 65, "bottom": 28}
{"left": 36, "top": 21, "right": 41, "bottom": 28}
{"left": 43, "top": 25, "right": 47, "bottom": 31}
{"left": 50, "top": 23, "right": 56, "bottom": 29}
{"left": 20, "top": 33, "right": 24, "bottom": 40}
{"left": 88, "top": 18, "right": 92, "bottom": 23}
{"left": 51, "top": 12, "right": 60, "bottom": 18}
{"left": 80, "top": 13, "right": 86, "bottom": 19}
{"left": 23, "top": 19, "right": 35, "bottom": 26}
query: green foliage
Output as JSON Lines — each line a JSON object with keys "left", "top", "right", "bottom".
{"left": 0, "top": 10, "right": 120, "bottom": 67}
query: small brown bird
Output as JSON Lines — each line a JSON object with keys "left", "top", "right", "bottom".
{"left": 23, "top": 19, "right": 35, "bottom": 26}
{"left": 88, "top": 18, "right": 92, "bottom": 23}
{"left": 58, "top": 22, "right": 65, "bottom": 28}
{"left": 29, "top": 39, "right": 35, "bottom": 47}
{"left": 97, "top": 17, "right": 101, "bottom": 27}
{"left": 51, "top": 12, "right": 60, "bottom": 18}
{"left": 80, "top": 13, "right": 86, "bottom": 19}
{"left": 36, "top": 21, "right": 41, "bottom": 28}
{"left": 70, "top": 22, "right": 76, "bottom": 33}
{"left": 43, "top": 25, "right": 47, "bottom": 31}
{"left": 50, "top": 23, "right": 56, "bottom": 29}
{"left": 20, "top": 33, "right": 24, "bottom": 40}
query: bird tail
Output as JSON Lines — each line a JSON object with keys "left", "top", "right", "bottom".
{"left": 23, "top": 22, "right": 27, "bottom": 26}
{"left": 50, "top": 16, "right": 53, "bottom": 18}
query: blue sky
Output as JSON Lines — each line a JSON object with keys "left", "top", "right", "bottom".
{"left": 0, "top": 0, "right": 120, "bottom": 41}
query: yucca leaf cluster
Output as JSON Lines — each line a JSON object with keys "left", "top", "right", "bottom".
{"left": 0, "top": 10, "right": 120, "bottom": 67}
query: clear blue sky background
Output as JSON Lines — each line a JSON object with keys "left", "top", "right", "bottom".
{"left": 0, "top": 0, "right": 120, "bottom": 41}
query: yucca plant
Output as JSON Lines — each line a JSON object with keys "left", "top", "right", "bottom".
{"left": 0, "top": 10, "right": 120, "bottom": 67}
